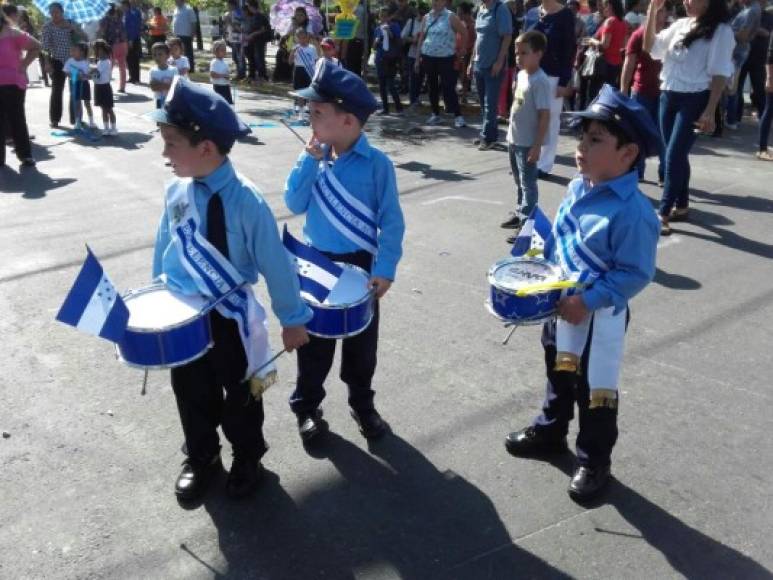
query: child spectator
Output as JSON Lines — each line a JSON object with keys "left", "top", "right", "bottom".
{"left": 501, "top": 31, "right": 552, "bottom": 239}
{"left": 149, "top": 42, "right": 177, "bottom": 109}
{"left": 167, "top": 36, "right": 190, "bottom": 76}
{"left": 320, "top": 36, "right": 340, "bottom": 66}
{"left": 93, "top": 39, "right": 117, "bottom": 135}
{"left": 63, "top": 41, "right": 95, "bottom": 129}
{"left": 210, "top": 39, "right": 233, "bottom": 104}
{"left": 289, "top": 27, "right": 318, "bottom": 122}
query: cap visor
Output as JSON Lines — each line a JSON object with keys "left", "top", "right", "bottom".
{"left": 561, "top": 109, "right": 611, "bottom": 122}
{"left": 288, "top": 86, "right": 328, "bottom": 101}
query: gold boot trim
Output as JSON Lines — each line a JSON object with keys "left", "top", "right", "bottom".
{"left": 554, "top": 352, "right": 580, "bottom": 373}
{"left": 249, "top": 370, "right": 278, "bottom": 400}
{"left": 589, "top": 389, "right": 618, "bottom": 410}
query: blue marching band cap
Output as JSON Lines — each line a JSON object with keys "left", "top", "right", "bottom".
{"left": 149, "top": 77, "right": 250, "bottom": 149}
{"left": 563, "top": 84, "right": 662, "bottom": 159}
{"left": 290, "top": 60, "right": 379, "bottom": 124}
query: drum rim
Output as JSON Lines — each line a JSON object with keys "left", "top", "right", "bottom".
{"left": 303, "top": 262, "right": 373, "bottom": 311}
{"left": 487, "top": 256, "right": 563, "bottom": 296}
{"left": 484, "top": 299, "right": 556, "bottom": 325}
{"left": 115, "top": 341, "right": 214, "bottom": 370}
{"left": 122, "top": 283, "right": 210, "bottom": 333}
{"left": 306, "top": 310, "right": 375, "bottom": 339}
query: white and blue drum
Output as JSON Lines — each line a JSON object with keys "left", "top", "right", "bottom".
{"left": 304, "top": 263, "right": 374, "bottom": 339}
{"left": 116, "top": 285, "right": 213, "bottom": 369}
{"left": 486, "top": 257, "right": 563, "bottom": 325}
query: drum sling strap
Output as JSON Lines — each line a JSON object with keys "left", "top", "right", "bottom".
{"left": 547, "top": 190, "right": 626, "bottom": 406}
{"left": 166, "top": 180, "right": 277, "bottom": 393}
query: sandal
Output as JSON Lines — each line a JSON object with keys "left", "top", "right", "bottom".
{"left": 658, "top": 215, "right": 672, "bottom": 236}
{"left": 670, "top": 207, "right": 689, "bottom": 222}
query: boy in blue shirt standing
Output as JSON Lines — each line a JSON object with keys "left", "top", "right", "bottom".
{"left": 151, "top": 78, "right": 312, "bottom": 501}
{"left": 504, "top": 85, "right": 660, "bottom": 502}
{"left": 284, "top": 61, "right": 406, "bottom": 443}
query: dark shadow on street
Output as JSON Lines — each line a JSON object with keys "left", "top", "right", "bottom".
{"left": 203, "top": 432, "right": 569, "bottom": 579}
{"left": 78, "top": 131, "right": 154, "bottom": 151}
{"left": 396, "top": 160, "right": 475, "bottom": 182}
{"left": 691, "top": 188, "right": 773, "bottom": 214}
{"left": 653, "top": 268, "right": 702, "bottom": 290}
{"left": 113, "top": 92, "right": 152, "bottom": 104}
{"left": 0, "top": 165, "right": 76, "bottom": 198}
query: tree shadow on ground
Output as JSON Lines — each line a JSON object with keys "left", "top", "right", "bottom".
{"left": 395, "top": 160, "right": 475, "bottom": 182}
{"left": 77, "top": 131, "right": 154, "bottom": 151}
{"left": 0, "top": 165, "right": 75, "bottom": 199}
{"left": 523, "top": 453, "right": 771, "bottom": 579}
{"left": 691, "top": 188, "right": 773, "bottom": 214}
{"left": 202, "top": 432, "right": 569, "bottom": 579}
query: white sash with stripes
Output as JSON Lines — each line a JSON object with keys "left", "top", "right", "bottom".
{"left": 312, "top": 157, "right": 379, "bottom": 255}
{"left": 166, "top": 181, "right": 276, "bottom": 384}
{"left": 296, "top": 46, "right": 317, "bottom": 79}
{"left": 550, "top": 190, "right": 625, "bottom": 392}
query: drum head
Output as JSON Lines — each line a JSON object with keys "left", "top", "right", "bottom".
{"left": 490, "top": 258, "right": 561, "bottom": 292}
{"left": 125, "top": 286, "right": 208, "bottom": 330}
{"left": 303, "top": 263, "right": 370, "bottom": 307}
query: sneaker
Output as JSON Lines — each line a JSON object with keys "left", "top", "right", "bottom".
{"left": 454, "top": 115, "right": 466, "bottom": 128}
{"left": 725, "top": 122, "right": 739, "bottom": 130}
{"left": 426, "top": 114, "right": 441, "bottom": 125}
{"left": 478, "top": 140, "right": 495, "bottom": 151}
{"left": 500, "top": 214, "right": 523, "bottom": 229}
{"left": 756, "top": 150, "right": 773, "bottom": 161}
{"left": 20, "top": 157, "right": 36, "bottom": 167}
{"left": 88, "top": 121, "right": 97, "bottom": 129}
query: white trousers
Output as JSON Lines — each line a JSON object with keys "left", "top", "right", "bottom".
{"left": 537, "top": 75, "right": 564, "bottom": 174}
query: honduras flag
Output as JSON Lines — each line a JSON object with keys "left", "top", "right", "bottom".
{"left": 56, "top": 247, "right": 129, "bottom": 344}
{"left": 283, "top": 225, "right": 344, "bottom": 302}
{"left": 511, "top": 206, "right": 553, "bottom": 257}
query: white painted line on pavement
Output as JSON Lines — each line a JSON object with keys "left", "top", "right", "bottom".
{"left": 657, "top": 234, "right": 682, "bottom": 250}
{"left": 421, "top": 195, "right": 504, "bottom": 206}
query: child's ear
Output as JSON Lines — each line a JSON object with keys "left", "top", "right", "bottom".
{"left": 620, "top": 142, "right": 639, "bottom": 166}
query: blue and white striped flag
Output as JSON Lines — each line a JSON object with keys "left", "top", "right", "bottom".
{"left": 511, "top": 206, "right": 553, "bottom": 257}
{"left": 283, "top": 226, "right": 343, "bottom": 302}
{"left": 56, "top": 247, "right": 129, "bottom": 343}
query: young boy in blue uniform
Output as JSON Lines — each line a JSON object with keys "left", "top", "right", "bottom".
{"left": 150, "top": 78, "right": 312, "bottom": 501}
{"left": 504, "top": 84, "right": 661, "bottom": 502}
{"left": 284, "top": 61, "right": 406, "bottom": 443}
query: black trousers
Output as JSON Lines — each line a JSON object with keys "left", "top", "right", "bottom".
{"left": 531, "top": 313, "right": 628, "bottom": 468}
{"left": 127, "top": 39, "right": 142, "bottom": 83}
{"left": 290, "top": 250, "right": 379, "bottom": 415}
{"left": 0, "top": 85, "right": 32, "bottom": 166}
{"left": 180, "top": 35, "right": 195, "bottom": 71}
{"left": 213, "top": 84, "right": 233, "bottom": 104}
{"left": 254, "top": 41, "right": 268, "bottom": 80}
{"left": 148, "top": 34, "right": 167, "bottom": 55}
{"left": 171, "top": 310, "right": 267, "bottom": 463}
{"left": 423, "top": 54, "right": 460, "bottom": 116}
{"left": 49, "top": 59, "right": 72, "bottom": 126}
{"left": 344, "top": 38, "right": 364, "bottom": 77}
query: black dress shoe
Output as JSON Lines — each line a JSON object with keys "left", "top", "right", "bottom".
{"left": 537, "top": 170, "right": 552, "bottom": 180}
{"left": 297, "top": 409, "right": 327, "bottom": 442}
{"left": 226, "top": 456, "right": 264, "bottom": 499}
{"left": 350, "top": 409, "right": 388, "bottom": 439}
{"left": 500, "top": 214, "right": 523, "bottom": 229}
{"left": 504, "top": 426, "right": 568, "bottom": 457}
{"left": 568, "top": 465, "right": 611, "bottom": 501}
{"left": 175, "top": 454, "right": 222, "bottom": 500}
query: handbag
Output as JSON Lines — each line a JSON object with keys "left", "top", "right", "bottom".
{"left": 580, "top": 46, "right": 607, "bottom": 79}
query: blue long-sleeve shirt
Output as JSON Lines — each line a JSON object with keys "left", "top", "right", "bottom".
{"left": 284, "top": 133, "right": 405, "bottom": 281}
{"left": 152, "top": 159, "right": 313, "bottom": 327}
{"left": 545, "top": 171, "right": 659, "bottom": 313}
{"left": 124, "top": 7, "right": 143, "bottom": 41}
{"left": 533, "top": 7, "right": 576, "bottom": 87}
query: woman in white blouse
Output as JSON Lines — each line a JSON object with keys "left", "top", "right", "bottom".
{"left": 643, "top": 0, "right": 734, "bottom": 235}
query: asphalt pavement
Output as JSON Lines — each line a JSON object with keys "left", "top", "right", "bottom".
{"left": 1, "top": 74, "right": 772, "bottom": 580}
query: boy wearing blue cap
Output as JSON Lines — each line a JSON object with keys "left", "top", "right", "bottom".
{"left": 504, "top": 84, "right": 660, "bottom": 502}
{"left": 150, "top": 78, "right": 312, "bottom": 501}
{"left": 284, "top": 61, "right": 406, "bottom": 443}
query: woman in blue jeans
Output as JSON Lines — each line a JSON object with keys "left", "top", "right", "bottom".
{"left": 643, "top": 0, "right": 735, "bottom": 235}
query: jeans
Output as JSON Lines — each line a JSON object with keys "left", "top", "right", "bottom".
{"left": 423, "top": 54, "right": 460, "bottom": 117}
{"left": 229, "top": 43, "right": 246, "bottom": 78}
{"left": 376, "top": 57, "right": 402, "bottom": 113}
{"left": 759, "top": 92, "right": 773, "bottom": 152}
{"left": 508, "top": 144, "right": 539, "bottom": 217}
{"left": 658, "top": 90, "right": 709, "bottom": 216}
{"left": 0, "top": 85, "right": 32, "bottom": 165}
{"left": 406, "top": 55, "right": 423, "bottom": 105}
{"left": 475, "top": 65, "right": 505, "bottom": 143}
{"left": 631, "top": 91, "right": 664, "bottom": 181}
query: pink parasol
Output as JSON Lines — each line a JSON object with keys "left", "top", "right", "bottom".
{"left": 269, "top": 0, "right": 324, "bottom": 36}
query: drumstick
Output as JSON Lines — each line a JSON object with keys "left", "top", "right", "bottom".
{"left": 515, "top": 280, "right": 581, "bottom": 297}
{"left": 254, "top": 348, "right": 287, "bottom": 374}
{"left": 280, "top": 118, "right": 309, "bottom": 144}
{"left": 502, "top": 324, "right": 519, "bottom": 346}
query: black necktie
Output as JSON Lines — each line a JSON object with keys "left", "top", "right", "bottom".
{"left": 206, "top": 193, "right": 229, "bottom": 259}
